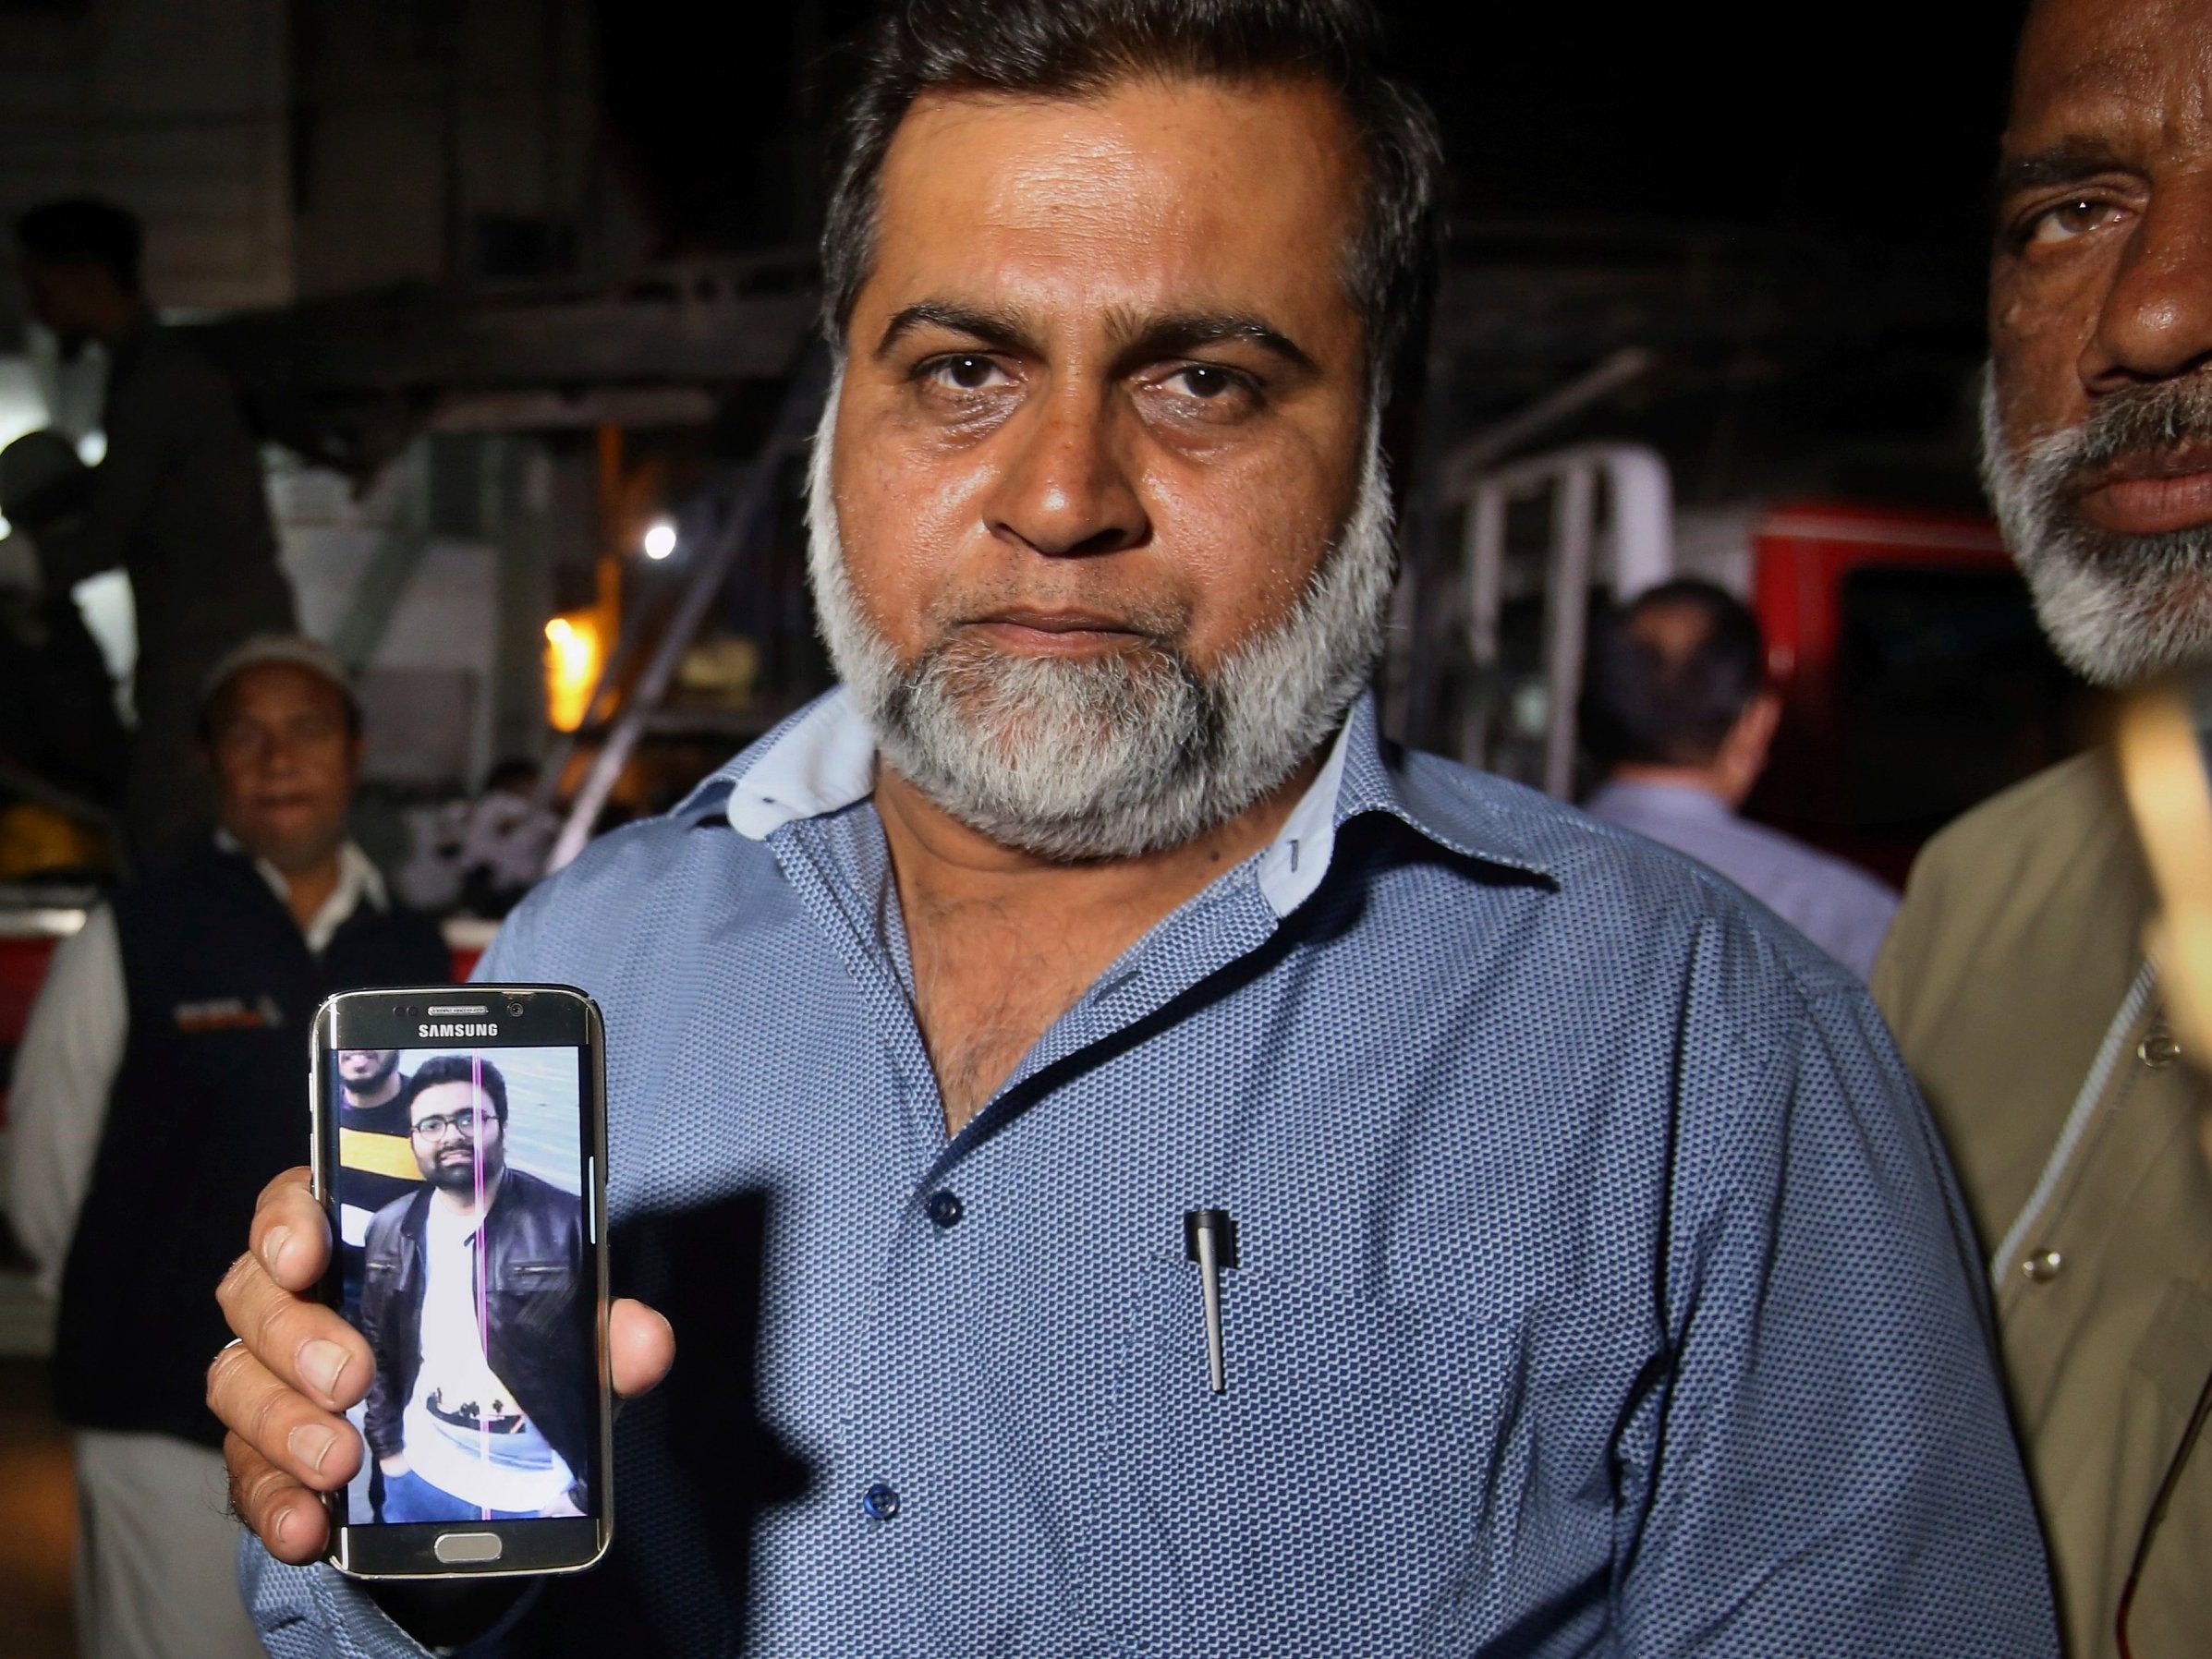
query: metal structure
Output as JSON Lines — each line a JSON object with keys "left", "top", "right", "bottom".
{"left": 1451, "top": 442, "right": 1673, "bottom": 798}
{"left": 544, "top": 350, "right": 830, "bottom": 872}
{"left": 188, "top": 253, "right": 818, "bottom": 443}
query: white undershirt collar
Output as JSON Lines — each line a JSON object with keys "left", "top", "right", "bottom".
{"left": 215, "top": 830, "right": 388, "bottom": 955}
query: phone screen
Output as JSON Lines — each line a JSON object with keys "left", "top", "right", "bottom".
{"left": 323, "top": 1041, "right": 599, "bottom": 1532}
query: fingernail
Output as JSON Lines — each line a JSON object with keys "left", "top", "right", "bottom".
{"left": 262, "top": 1226, "right": 292, "bottom": 1275}
{"left": 288, "top": 1423, "right": 337, "bottom": 1475}
{"left": 273, "top": 1505, "right": 295, "bottom": 1549}
{"left": 300, "top": 1339, "right": 348, "bottom": 1400}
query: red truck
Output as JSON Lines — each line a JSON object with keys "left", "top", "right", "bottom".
{"left": 1744, "top": 499, "right": 2089, "bottom": 888}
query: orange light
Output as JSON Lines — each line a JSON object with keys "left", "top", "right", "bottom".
{"left": 543, "top": 611, "right": 602, "bottom": 733}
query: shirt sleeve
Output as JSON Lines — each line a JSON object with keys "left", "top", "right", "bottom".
{"left": 6, "top": 907, "right": 127, "bottom": 1300}
{"left": 241, "top": 1550, "right": 539, "bottom": 1659}
{"left": 1611, "top": 952, "right": 2058, "bottom": 1654}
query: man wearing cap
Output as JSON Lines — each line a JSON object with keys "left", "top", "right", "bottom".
{"left": 6, "top": 635, "right": 444, "bottom": 1659}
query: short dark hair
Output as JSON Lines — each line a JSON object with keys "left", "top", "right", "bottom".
{"left": 405, "top": 1054, "right": 510, "bottom": 1124}
{"left": 821, "top": 0, "right": 1441, "bottom": 398}
{"left": 1583, "top": 579, "right": 1767, "bottom": 769}
{"left": 17, "top": 199, "right": 143, "bottom": 291}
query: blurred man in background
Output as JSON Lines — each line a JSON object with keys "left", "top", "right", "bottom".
{"left": 12, "top": 198, "right": 296, "bottom": 860}
{"left": 1583, "top": 578, "right": 1899, "bottom": 979}
{"left": 6, "top": 636, "right": 444, "bottom": 1659}
{"left": 1875, "top": 0, "right": 2212, "bottom": 1651}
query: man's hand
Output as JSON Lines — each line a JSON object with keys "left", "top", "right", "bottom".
{"left": 210, "top": 1167, "right": 676, "bottom": 1565}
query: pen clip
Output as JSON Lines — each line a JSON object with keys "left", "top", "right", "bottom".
{"left": 1183, "top": 1208, "right": 1240, "bottom": 1268}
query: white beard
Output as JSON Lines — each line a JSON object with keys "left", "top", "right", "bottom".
{"left": 804, "top": 371, "right": 1394, "bottom": 860}
{"left": 1981, "top": 365, "right": 2212, "bottom": 688}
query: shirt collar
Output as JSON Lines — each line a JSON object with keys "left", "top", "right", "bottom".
{"left": 721, "top": 688, "right": 880, "bottom": 839}
{"left": 690, "top": 685, "right": 1556, "bottom": 914}
{"left": 216, "top": 830, "right": 388, "bottom": 954}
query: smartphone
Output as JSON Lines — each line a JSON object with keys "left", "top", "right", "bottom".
{"left": 310, "top": 984, "right": 613, "bottom": 1578}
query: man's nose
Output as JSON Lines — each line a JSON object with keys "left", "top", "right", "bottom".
{"left": 982, "top": 386, "right": 1149, "bottom": 558}
{"left": 2084, "top": 176, "right": 2212, "bottom": 391}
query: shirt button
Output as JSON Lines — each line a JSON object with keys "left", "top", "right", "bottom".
{"left": 860, "top": 1482, "right": 901, "bottom": 1521}
{"left": 925, "top": 1190, "right": 965, "bottom": 1229}
{"left": 2138, "top": 1031, "right": 2183, "bottom": 1069}
{"left": 2021, "top": 1248, "right": 2064, "bottom": 1283}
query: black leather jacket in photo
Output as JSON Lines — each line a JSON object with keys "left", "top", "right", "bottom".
{"left": 359, "top": 1167, "right": 591, "bottom": 1498}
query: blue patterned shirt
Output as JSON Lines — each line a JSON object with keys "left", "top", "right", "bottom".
{"left": 245, "top": 691, "right": 2056, "bottom": 1657}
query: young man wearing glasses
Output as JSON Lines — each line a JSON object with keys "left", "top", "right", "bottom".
{"left": 358, "top": 1056, "right": 589, "bottom": 1524}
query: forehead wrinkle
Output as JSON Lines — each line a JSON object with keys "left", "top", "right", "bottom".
{"left": 2013, "top": 3, "right": 2212, "bottom": 143}
{"left": 882, "top": 81, "right": 1355, "bottom": 280}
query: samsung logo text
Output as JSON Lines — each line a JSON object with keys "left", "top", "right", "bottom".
{"left": 419, "top": 1022, "right": 499, "bottom": 1039}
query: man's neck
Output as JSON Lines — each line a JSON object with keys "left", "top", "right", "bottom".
{"left": 251, "top": 843, "right": 345, "bottom": 934}
{"left": 875, "top": 752, "right": 1322, "bottom": 1134}
{"left": 1610, "top": 763, "right": 1736, "bottom": 808}
{"left": 346, "top": 1074, "right": 402, "bottom": 1111}
{"left": 875, "top": 758, "right": 1319, "bottom": 906}
{"left": 431, "top": 1168, "right": 503, "bottom": 1223}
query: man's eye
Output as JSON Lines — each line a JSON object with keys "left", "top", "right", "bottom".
{"left": 2026, "top": 198, "right": 2124, "bottom": 246}
{"left": 925, "top": 355, "right": 1005, "bottom": 392}
{"left": 1169, "top": 364, "right": 1243, "bottom": 400}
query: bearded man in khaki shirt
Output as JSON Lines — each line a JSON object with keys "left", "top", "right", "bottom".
{"left": 1873, "top": 1, "right": 2212, "bottom": 1653}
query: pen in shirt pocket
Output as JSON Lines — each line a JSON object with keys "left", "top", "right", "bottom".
{"left": 1184, "top": 1208, "right": 1238, "bottom": 1395}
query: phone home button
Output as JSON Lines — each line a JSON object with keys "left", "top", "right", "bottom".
{"left": 431, "top": 1532, "right": 504, "bottom": 1565}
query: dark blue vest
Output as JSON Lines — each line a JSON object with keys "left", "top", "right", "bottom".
{"left": 51, "top": 848, "right": 447, "bottom": 1446}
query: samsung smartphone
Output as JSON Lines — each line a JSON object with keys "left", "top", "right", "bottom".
{"left": 310, "top": 985, "right": 613, "bottom": 1579}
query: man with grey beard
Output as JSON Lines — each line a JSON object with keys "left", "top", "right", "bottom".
{"left": 1872, "top": 0, "right": 2212, "bottom": 1653}
{"left": 205, "top": 2, "right": 2049, "bottom": 1654}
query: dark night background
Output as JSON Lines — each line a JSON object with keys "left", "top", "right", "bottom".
{"left": 595, "top": 3, "right": 2021, "bottom": 266}
{"left": 592, "top": 1, "right": 2027, "bottom": 512}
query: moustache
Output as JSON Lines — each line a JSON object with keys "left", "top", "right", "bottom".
{"left": 2054, "top": 380, "right": 2212, "bottom": 492}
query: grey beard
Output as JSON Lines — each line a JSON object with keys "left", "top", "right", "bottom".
{"left": 1981, "top": 366, "right": 2212, "bottom": 687}
{"left": 804, "top": 375, "right": 1394, "bottom": 860}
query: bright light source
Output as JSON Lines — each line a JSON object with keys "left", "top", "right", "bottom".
{"left": 642, "top": 520, "right": 677, "bottom": 561}
{"left": 543, "top": 611, "right": 602, "bottom": 732}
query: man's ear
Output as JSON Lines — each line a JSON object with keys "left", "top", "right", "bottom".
{"left": 1715, "top": 689, "right": 1783, "bottom": 806}
{"left": 1725, "top": 690, "right": 1778, "bottom": 787}
{"left": 1735, "top": 689, "right": 1782, "bottom": 770}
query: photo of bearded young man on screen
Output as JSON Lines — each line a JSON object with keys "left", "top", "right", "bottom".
{"left": 342, "top": 1050, "right": 589, "bottom": 1524}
